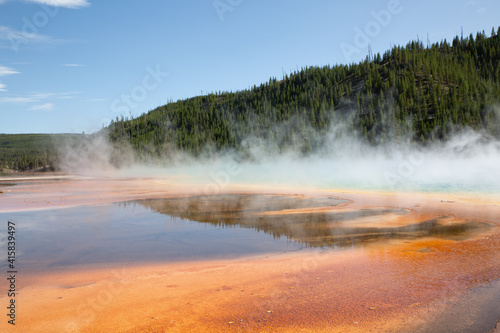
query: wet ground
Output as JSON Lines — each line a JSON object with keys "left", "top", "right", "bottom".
{"left": 2, "top": 193, "right": 494, "bottom": 275}
{"left": 0, "top": 176, "right": 499, "bottom": 332}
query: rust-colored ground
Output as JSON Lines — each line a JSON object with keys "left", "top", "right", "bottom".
{"left": 0, "top": 175, "right": 499, "bottom": 332}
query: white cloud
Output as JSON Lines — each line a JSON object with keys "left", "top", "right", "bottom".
{"left": 0, "top": 26, "right": 51, "bottom": 43}
{"left": 0, "top": 25, "right": 57, "bottom": 51}
{"left": 87, "top": 98, "right": 106, "bottom": 102}
{"left": 0, "top": 91, "right": 79, "bottom": 104}
{"left": 53, "top": 91, "right": 80, "bottom": 99}
{"left": 30, "top": 91, "right": 80, "bottom": 100}
{"left": 0, "top": 65, "right": 18, "bottom": 91}
{"left": 476, "top": 7, "right": 486, "bottom": 13}
{"left": 28, "top": 102, "right": 54, "bottom": 111}
{"left": 0, "top": 66, "right": 19, "bottom": 76}
{"left": 25, "top": 0, "right": 90, "bottom": 8}
{"left": 0, "top": 96, "right": 34, "bottom": 103}
{"left": 62, "top": 63, "right": 84, "bottom": 67}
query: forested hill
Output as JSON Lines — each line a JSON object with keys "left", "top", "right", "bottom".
{"left": 107, "top": 28, "right": 500, "bottom": 158}
{"left": 2, "top": 29, "right": 499, "bottom": 172}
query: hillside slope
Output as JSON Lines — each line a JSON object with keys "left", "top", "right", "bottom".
{"left": 2, "top": 28, "right": 500, "bottom": 171}
{"left": 0, "top": 134, "right": 80, "bottom": 172}
{"left": 108, "top": 28, "right": 500, "bottom": 158}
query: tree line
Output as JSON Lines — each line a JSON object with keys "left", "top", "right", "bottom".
{"left": 108, "top": 28, "right": 500, "bottom": 161}
{"left": 2, "top": 28, "right": 500, "bottom": 171}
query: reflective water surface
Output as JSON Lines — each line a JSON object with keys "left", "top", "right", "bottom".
{"left": 0, "top": 194, "right": 494, "bottom": 272}
{"left": 137, "top": 194, "right": 495, "bottom": 246}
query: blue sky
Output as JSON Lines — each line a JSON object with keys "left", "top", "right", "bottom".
{"left": 0, "top": 0, "right": 499, "bottom": 134}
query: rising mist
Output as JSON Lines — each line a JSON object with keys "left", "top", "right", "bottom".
{"left": 55, "top": 108, "right": 500, "bottom": 196}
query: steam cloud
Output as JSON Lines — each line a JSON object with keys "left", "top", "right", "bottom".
{"left": 55, "top": 108, "right": 500, "bottom": 195}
